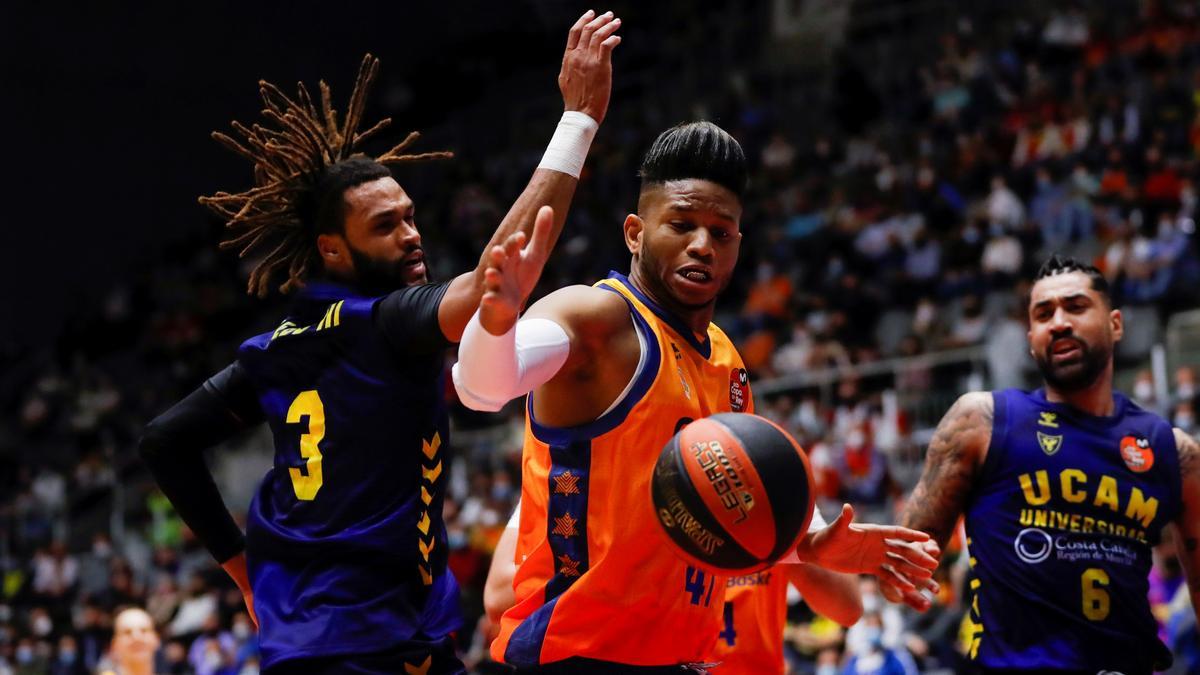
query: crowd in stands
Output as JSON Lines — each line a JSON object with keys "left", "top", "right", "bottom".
{"left": 0, "top": 1, "right": 1199, "bottom": 673}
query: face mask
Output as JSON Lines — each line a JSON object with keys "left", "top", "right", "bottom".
{"left": 447, "top": 531, "right": 466, "bottom": 550}
{"left": 32, "top": 615, "right": 52, "bottom": 637}
{"left": 59, "top": 651, "right": 77, "bottom": 665}
{"left": 1178, "top": 383, "right": 1195, "bottom": 399}
{"left": 1135, "top": 381, "right": 1154, "bottom": 401}
{"left": 962, "top": 225, "right": 981, "bottom": 244}
{"left": 232, "top": 623, "right": 252, "bottom": 640}
{"left": 862, "top": 593, "right": 881, "bottom": 613}
{"left": 15, "top": 646, "right": 33, "bottom": 664}
{"left": 863, "top": 625, "right": 883, "bottom": 649}
{"left": 816, "top": 666, "right": 838, "bottom": 675}
{"left": 1175, "top": 413, "right": 1195, "bottom": 432}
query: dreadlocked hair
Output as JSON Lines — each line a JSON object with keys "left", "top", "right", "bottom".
{"left": 199, "top": 54, "right": 453, "bottom": 297}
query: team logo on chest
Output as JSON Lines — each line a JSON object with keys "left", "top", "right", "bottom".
{"left": 1037, "top": 431, "right": 1063, "bottom": 456}
{"left": 1119, "top": 435, "right": 1154, "bottom": 473}
{"left": 729, "top": 368, "right": 749, "bottom": 412}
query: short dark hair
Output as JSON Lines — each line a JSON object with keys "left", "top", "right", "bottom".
{"left": 1034, "top": 253, "right": 1112, "bottom": 305}
{"left": 305, "top": 158, "right": 393, "bottom": 235}
{"left": 638, "top": 121, "right": 747, "bottom": 200}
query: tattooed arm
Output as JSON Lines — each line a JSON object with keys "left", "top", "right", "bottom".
{"left": 883, "top": 392, "right": 992, "bottom": 609}
{"left": 901, "top": 392, "right": 992, "bottom": 546}
{"left": 1172, "top": 428, "right": 1200, "bottom": 627}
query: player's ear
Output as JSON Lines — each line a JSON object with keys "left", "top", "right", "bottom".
{"left": 623, "top": 213, "right": 644, "bottom": 255}
{"left": 316, "top": 233, "right": 344, "bottom": 263}
{"left": 1110, "top": 308, "right": 1123, "bottom": 342}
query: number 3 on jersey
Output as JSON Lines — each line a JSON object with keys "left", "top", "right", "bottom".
{"left": 287, "top": 390, "right": 325, "bottom": 500}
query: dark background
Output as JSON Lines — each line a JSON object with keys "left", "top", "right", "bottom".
{"left": 4, "top": 0, "right": 713, "bottom": 345}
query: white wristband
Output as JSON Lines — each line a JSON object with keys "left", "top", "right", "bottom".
{"left": 537, "top": 111, "right": 599, "bottom": 178}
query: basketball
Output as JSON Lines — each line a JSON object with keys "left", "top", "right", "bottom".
{"left": 650, "top": 412, "right": 815, "bottom": 575}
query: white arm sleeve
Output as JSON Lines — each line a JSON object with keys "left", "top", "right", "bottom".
{"left": 452, "top": 309, "right": 571, "bottom": 412}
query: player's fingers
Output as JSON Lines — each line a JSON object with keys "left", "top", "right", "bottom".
{"left": 589, "top": 17, "right": 621, "bottom": 51}
{"left": 884, "top": 550, "right": 936, "bottom": 578}
{"left": 871, "top": 525, "right": 931, "bottom": 543}
{"left": 920, "top": 539, "right": 941, "bottom": 557}
{"left": 525, "top": 205, "right": 555, "bottom": 261}
{"left": 487, "top": 244, "right": 508, "bottom": 268}
{"left": 503, "top": 231, "right": 526, "bottom": 259}
{"left": 884, "top": 539, "right": 939, "bottom": 570}
{"left": 566, "top": 9, "right": 594, "bottom": 51}
{"left": 879, "top": 564, "right": 917, "bottom": 593}
{"left": 580, "top": 11, "right": 613, "bottom": 49}
{"left": 599, "top": 34, "right": 622, "bottom": 54}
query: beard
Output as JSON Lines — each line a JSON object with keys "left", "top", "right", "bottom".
{"left": 346, "top": 244, "right": 426, "bottom": 296}
{"left": 1034, "top": 335, "right": 1111, "bottom": 392}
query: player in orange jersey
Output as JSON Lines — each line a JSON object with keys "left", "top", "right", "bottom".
{"left": 454, "top": 122, "right": 938, "bottom": 673}
{"left": 713, "top": 504, "right": 865, "bottom": 675}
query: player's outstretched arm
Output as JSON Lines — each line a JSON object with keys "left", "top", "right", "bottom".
{"left": 785, "top": 561, "right": 863, "bottom": 627}
{"left": 452, "top": 208, "right": 631, "bottom": 419}
{"left": 437, "top": 10, "right": 622, "bottom": 342}
{"left": 138, "top": 363, "right": 263, "bottom": 626}
{"left": 886, "top": 391, "right": 992, "bottom": 609}
{"left": 1171, "top": 428, "right": 1200, "bottom": 626}
{"left": 794, "top": 504, "right": 939, "bottom": 602}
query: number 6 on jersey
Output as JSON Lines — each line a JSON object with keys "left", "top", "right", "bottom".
{"left": 287, "top": 390, "right": 325, "bottom": 500}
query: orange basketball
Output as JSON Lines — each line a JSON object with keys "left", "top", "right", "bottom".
{"left": 650, "top": 413, "right": 815, "bottom": 575}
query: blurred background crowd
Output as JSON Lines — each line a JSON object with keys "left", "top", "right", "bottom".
{"left": 4, "top": 0, "right": 1200, "bottom": 673}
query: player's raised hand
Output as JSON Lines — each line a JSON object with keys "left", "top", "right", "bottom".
{"left": 559, "top": 9, "right": 622, "bottom": 124}
{"left": 479, "top": 205, "right": 555, "bottom": 335}
{"left": 795, "top": 503, "right": 940, "bottom": 608}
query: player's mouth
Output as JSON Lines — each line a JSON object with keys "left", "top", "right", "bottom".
{"left": 1049, "top": 338, "right": 1084, "bottom": 362}
{"left": 675, "top": 265, "right": 715, "bottom": 290}
{"left": 403, "top": 250, "right": 426, "bottom": 279}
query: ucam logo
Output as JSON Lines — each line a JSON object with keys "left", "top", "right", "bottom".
{"left": 1014, "top": 527, "right": 1053, "bottom": 564}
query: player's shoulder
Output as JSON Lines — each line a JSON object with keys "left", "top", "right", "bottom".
{"left": 526, "top": 284, "right": 631, "bottom": 332}
{"left": 954, "top": 390, "right": 996, "bottom": 419}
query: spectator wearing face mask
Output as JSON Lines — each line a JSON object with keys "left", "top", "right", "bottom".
{"left": 49, "top": 635, "right": 85, "bottom": 675}
{"left": 841, "top": 612, "right": 917, "bottom": 675}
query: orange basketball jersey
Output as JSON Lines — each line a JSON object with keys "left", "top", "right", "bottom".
{"left": 492, "top": 272, "right": 754, "bottom": 668}
{"left": 714, "top": 568, "right": 788, "bottom": 674}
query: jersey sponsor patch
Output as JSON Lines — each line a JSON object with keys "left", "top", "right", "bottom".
{"left": 729, "top": 368, "right": 749, "bottom": 412}
{"left": 1119, "top": 435, "right": 1154, "bottom": 473}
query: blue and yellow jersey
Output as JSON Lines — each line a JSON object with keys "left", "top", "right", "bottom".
{"left": 236, "top": 281, "right": 460, "bottom": 668}
{"left": 963, "top": 388, "right": 1182, "bottom": 673}
{"left": 493, "top": 272, "right": 754, "bottom": 668}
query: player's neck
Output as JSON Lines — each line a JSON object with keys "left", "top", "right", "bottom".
{"left": 627, "top": 267, "right": 714, "bottom": 337}
{"left": 116, "top": 658, "right": 154, "bottom": 675}
{"left": 1043, "top": 367, "right": 1117, "bottom": 417}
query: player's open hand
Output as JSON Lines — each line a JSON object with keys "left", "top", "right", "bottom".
{"left": 479, "top": 205, "right": 555, "bottom": 335}
{"left": 880, "top": 540, "right": 941, "bottom": 611}
{"left": 795, "top": 504, "right": 940, "bottom": 605}
{"left": 559, "top": 9, "right": 622, "bottom": 124}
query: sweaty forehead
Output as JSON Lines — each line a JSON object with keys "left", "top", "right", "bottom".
{"left": 1030, "top": 271, "right": 1099, "bottom": 305}
{"left": 343, "top": 176, "right": 411, "bottom": 217}
{"left": 645, "top": 179, "right": 741, "bottom": 221}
